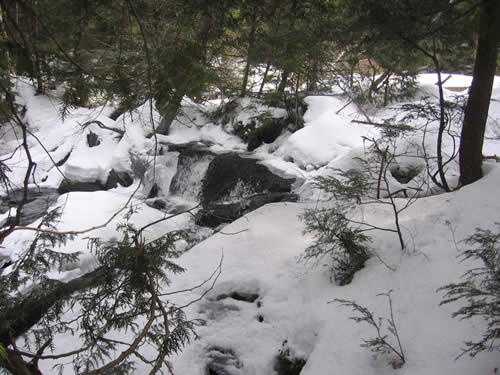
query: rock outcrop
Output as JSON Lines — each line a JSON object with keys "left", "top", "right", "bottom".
{"left": 196, "top": 153, "right": 298, "bottom": 227}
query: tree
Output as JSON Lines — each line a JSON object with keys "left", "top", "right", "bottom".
{"left": 0, "top": 79, "right": 221, "bottom": 373}
{"left": 334, "top": 0, "right": 480, "bottom": 191}
{"left": 459, "top": 0, "right": 500, "bottom": 186}
{"left": 0, "top": 2, "right": 227, "bottom": 372}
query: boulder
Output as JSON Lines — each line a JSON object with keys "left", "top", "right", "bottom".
{"left": 58, "top": 170, "right": 133, "bottom": 194}
{"left": 0, "top": 187, "right": 59, "bottom": 226}
{"left": 197, "top": 154, "right": 298, "bottom": 227}
{"left": 196, "top": 192, "right": 298, "bottom": 227}
{"left": 104, "top": 170, "right": 134, "bottom": 190}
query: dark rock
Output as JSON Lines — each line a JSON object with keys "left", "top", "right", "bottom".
{"left": 148, "top": 183, "right": 159, "bottom": 198}
{"left": 196, "top": 192, "right": 298, "bottom": 228}
{"left": 205, "top": 347, "right": 243, "bottom": 375}
{"left": 216, "top": 291, "right": 259, "bottom": 303}
{"left": 86, "top": 131, "right": 101, "bottom": 147}
{"left": 58, "top": 170, "right": 133, "bottom": 194}
{"left": 0, "top": 188, "right": 59, "bottom": 226}
{"left": 257, "top": 315, "right": 264, "bottom": 323}
{"left": 58, "top": 180, "right": 104, "bottom": 194}
{"left": 234, "top": 117, "right": 289, "bottom": 151}
{"left": 104, "top": 170, "right": 133, "bottom": 190}
{"left": 201, "top": 154, "right": 294, "bottom": 205}
{"left": 390, "top": 164, "right": 423, "bottom": 184}
{"left": 230, "top": 291, "right": 259, "bottom": 303}
{"left": 150, "top": 199, "right": 166, "bottom": 210}
{"left": 274, "top": 342, "right": 307, "bottom": 375}
{"left": 55, "top": 151, "right": 71, "bottom": 167}
{"left": 0, "top": 254, "right": 12, "bottom": 269}
{"left": 165, "top": 141, "right": 214, "bottom": 153}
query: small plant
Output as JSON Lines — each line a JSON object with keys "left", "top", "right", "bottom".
{"left": 301, "top": 205, "right": 370, "bottom": 285}
{"left": 439, "top": 224, "right": 500, "bottom": 358}
{"left": 334, "top": 291, "right": 406, "bottom": 369}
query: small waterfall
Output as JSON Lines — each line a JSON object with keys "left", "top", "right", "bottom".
{"left": 169, "top": 149, "right": 215, "bottom": 204}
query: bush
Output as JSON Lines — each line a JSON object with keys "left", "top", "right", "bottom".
{"left": 300, "top": 205, "right": 370, "bottom": 286}
{"left": 439, "top": 224, "right": 500, "bottom": 358}
{"left": 334, "top": 291, "right": 406, "bottom": 369}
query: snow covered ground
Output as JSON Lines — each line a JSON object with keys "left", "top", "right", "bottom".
{"left": 1, "top": 74, "right": 500, "bottom": 374}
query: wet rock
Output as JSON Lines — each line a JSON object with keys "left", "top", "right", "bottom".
{"left": 150, "top": 199, "right": 166, "bottom": 210}
{"left": 104, "top": 170, "right": 133, "bottom": 190}
{"left": 197, "top": 154, "right": 297, "bottom": 227}
{"left": 201, "top": 154, "right": 293, "bottom": 204}
{"left": 147, "top": 183, "right": 159, "bottom": 199}
{"left": 0, "top": 188, "right": 59, "bottom": 226}
{"left": 196, "top": 192, "right": 299, "bottom": 227}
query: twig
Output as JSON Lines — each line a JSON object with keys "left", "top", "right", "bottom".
{"left": 80, "top": 120, "right": 124, "bottom": 136}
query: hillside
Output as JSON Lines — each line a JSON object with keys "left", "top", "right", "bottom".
{"left": 1, "top": 74, "right": 500, "bottom": 374}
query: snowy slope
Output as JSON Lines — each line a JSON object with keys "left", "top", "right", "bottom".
{"left": 148, "top": 163, "right": 500, "bottom": 375}
{"left": 1, "top": 74, "right": 500, "bottom": 374}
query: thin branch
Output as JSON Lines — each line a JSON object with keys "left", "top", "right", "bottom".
{"left": 137, "top": 203, "right": 201, "bottom": 237}
{"left": 86, "top": 301, "right": 158, "bottom": 375}
{"left": 80, "top": 120, "right": 124, "bottom": 136}
{"left": 7, "top": 345, "right": 90, "bottom": 361}
{"left": 159, "top": 252, "right": 223, "bottom": 298}
{"left": 177, "top": 252, "right": 223, "bottom": 309}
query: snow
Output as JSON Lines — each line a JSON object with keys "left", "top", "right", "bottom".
{"left": 1, "top": 73, "right": 500, "bottom": 374}
{"left": 276, "top": 106, "right": 379, "bottom": 168}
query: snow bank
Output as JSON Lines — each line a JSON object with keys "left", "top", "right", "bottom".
{"left": 276, "top": 96, "right": 378, "bottom": 168}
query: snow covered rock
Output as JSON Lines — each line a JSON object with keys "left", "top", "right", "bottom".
{"left": 57, "top": 169, "right": 133, "bottom": 194}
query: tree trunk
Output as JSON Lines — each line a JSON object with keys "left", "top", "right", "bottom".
{"left": 156, "top": 92, "right": 184, "bottom": 135}
{"left": 240, "top": 12, "right": 257, "bottom": 98}
{"left": 306, "top": 60, "right": 319, "bottom": 94}
{"left": 459, "top": 0, "right": 500, "bottom": 186}
{"left": 257, "top": 61, "right": 271, "bottom": 98}
{"left": 277, "top": 69, "right": 289, "bottom": 95}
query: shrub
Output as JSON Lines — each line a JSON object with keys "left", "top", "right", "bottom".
{"left": 300, "top": 205, "right": 370, "bottom": 286}
{"left": 334, "top": 291, "right": 406, "bottom": 369}
{"left": 439, "top": 224, "right": 500, "bottom": 358}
